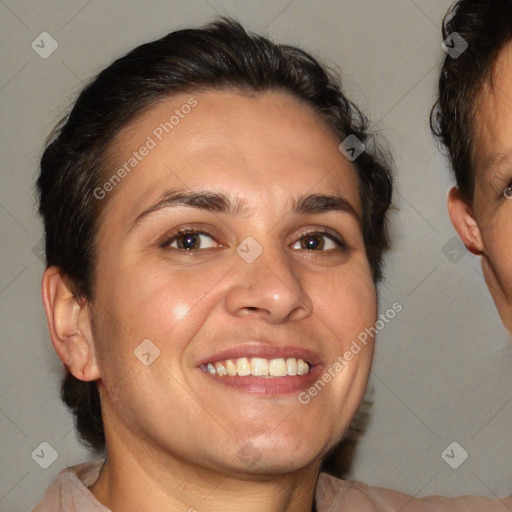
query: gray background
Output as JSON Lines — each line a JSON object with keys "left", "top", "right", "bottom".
{"left": 1, "top": 0, "right": 511, "bottom": 510}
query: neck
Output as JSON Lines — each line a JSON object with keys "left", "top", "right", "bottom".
{"left": 89, "top": 437, "right": 321, "bottom": 512}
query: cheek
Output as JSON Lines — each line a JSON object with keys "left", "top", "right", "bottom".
{"left": 316, "top": 261, "right": 377, "bottom": 327}
{"left": 301, "top": 259, "right": 377, "bottom": 360}
{"left": 492, "top": 231, "right": 512, "bottom": 275}
{"left": 97, "top": 257, "right": 229, "bottom": 335}
{"left": 484, "top": 217, "right": 512, "bottom": 290}
{"left": 91, "top": 257, "right": 232, "bottom": 387}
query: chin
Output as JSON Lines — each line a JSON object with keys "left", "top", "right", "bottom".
{"left": 227, "top": 433, "right": 329, "bottom": 476}
{"left": 232, "top": 451, "right": 322, "bottom": 477}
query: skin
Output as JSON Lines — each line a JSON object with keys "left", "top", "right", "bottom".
{"left": 448, "top": 41, "right": 512, "bottom": 333}
{"left": 41, "top": 90, "right": 377, "bottom": 512}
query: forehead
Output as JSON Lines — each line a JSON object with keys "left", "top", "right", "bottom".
{"left": 101, "top": 89, "right": 362, "bottom": 223}
{"left": 473, "top": 42, "right": 512, "bottom": 181}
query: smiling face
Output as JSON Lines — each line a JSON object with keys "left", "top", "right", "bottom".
{"left": 84, "top": 89, "right": 377, "bottom": 477}
{"left": 449, "top": 42, "right": 512, "bottom": 333}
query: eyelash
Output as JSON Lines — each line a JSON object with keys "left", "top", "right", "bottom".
{"left": 160, "top": 227, "right": 347, "bottom": 253}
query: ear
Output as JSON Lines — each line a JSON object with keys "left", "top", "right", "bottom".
{"left": 41, "top": 266, "right": 100, "bottom": 381}
{"left": 447, "top": 187, "right": 484, "bottom": 256}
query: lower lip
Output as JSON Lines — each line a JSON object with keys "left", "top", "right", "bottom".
{"left": 198, "top": 365, "right": 324, "bottom": 396}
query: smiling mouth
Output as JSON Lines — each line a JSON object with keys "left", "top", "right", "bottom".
{"left": 200, "top": 356, "right": 311, "bottom": 377}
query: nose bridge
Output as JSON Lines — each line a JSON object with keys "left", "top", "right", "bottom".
{"left": 225, "top": 235, "right": 312, "bottom": 321}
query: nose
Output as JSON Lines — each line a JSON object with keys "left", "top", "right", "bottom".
{"left": 224, "top": 242, "right": 313, "bottom": 323}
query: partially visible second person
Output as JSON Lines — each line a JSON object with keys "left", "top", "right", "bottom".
{"left": 432, "top": 0, "right": 512, "bottom": 332}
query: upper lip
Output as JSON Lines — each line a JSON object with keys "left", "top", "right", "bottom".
{"left": 197, "top": 342, "right": 323, "bottom": 368}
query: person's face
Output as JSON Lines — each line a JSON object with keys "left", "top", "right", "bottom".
{"left": 88, "top": 90, "right": 377, "bottom": 475}
{"left": 449, "top": 42, "right": 512, "bottom": 333}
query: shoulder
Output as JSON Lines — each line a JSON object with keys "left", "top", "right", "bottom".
{"left": 316, "top": 472, "right": 512, "bottom": 512}
{"left": 31, "top": 457, "right": 108, "bottom": 512}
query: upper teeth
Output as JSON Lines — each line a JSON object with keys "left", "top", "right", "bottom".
{"left": 203, "top": 357, "right": 310, "bottom": 377}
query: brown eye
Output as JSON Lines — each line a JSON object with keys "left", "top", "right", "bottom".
{"left": 163, "top": 230, "right": 218, "bottom": 251}
{"left": 301, "top": 234, "right": 326, "bottom": 250}
{"left": 291, "top": 231, "right": 346, "bottom": 251}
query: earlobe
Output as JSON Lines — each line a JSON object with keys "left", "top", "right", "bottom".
{"left": 41, "top": 267, "right": 100, "bottom": 382}
{"left": 447, "top": 187, "right": 484, "bottom": 256}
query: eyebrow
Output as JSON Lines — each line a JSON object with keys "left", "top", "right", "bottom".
{"left": 128, "top": 188, "right": 361, "bottom": 233}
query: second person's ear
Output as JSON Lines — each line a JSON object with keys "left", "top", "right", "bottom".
{"left": 447, "top": 186, "right": 484, "bottom": 256}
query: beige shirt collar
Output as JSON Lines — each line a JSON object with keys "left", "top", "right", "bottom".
{"left": 32, "top": 457, "right": 512, "bottom": 512}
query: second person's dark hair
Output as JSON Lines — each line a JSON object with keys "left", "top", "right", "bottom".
{"left": 431, "top": 0, "right": 512, "bottom": 200}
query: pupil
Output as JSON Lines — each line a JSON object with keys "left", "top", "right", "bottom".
{"left": 181, "top": 234, "right": 198, "bottom": 249}
{"left": 304, "top": 236, "right": 321, "bottom": 250}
